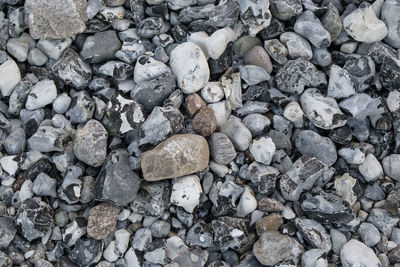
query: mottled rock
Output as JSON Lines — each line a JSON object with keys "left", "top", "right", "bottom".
{"left": 294, "top": 10, "right": 331, "bottom": 48}
{"left": 295, "top": 218, "right": 331, "bottom": 252}
{"left": 238, "top": 0, "right": 272, "bottom": 36}
{"left": 69, "top": 238, "right": 103, "bottom": 266}
{"left": 171, "top": 175, "right": 202, "bottom": 213}
{"left": 28, "top": 126, "right": 69, "bottom": 152}
{"left": 243, "top": 46, "right": 273, "bottom": 73}
{"left": 280, "top": 32, "right": 313, "bottom": 60}
{"left": 270, "top": 0, "right": 302, "bottom": 21}
{"left": 340, "top": 239, "right": 381, "bottom": 267}
{"left": 327, "top": 65, "right": 355, "bottom": 99}
{"left": 0, "top": 216, "right": 16, "bottom": 248}
{"left": 381, "top": 0, "right": 400, "bottom": 48}
{"left": 81, "top": 30, "right": 121, "bottom": 63}
{"left": 382, "top": 154, "right": 400, "bottom": 182}
{"left": 185, "top": 93, "right": 206, "bottom": 118}
{"left": 87, "top": 203, "right": 120, "bottom": 240}
{"left": 192, "top": 106, "right": 216, "bottom": 137}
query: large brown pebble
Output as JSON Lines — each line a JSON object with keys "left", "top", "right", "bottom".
{"left": 87, "top": 203, "right": 120, "bottom": 240}
{"left": 192, "top": 106, "right": 217, "bottom": 137}
{"left": 141, "top": 134, "right": 210, "bottom": 181}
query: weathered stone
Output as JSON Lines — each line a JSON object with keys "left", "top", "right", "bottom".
{"left": 87, "top": 203, "right": 120, "bottom": 240}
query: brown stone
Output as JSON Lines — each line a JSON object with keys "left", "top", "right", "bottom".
{"left": 141, "top": 134, "right": 210, "bottom": 181}
{"left": 185, "top": 93, "right": 206, "bottom": 118}
{"left": 87, "top": 203, "right": 120, "bottom": 240}
{"left": 243, "top": 45, "right": 273, "bottom": 73}
{"left": 256, "top": 213, "right": 283, "bottom": 234}
{"left": 192, "top": 106, "right": 217, "bottom": 137}
{"left": 258, "top": 197, "right": 285, "bottom": 212}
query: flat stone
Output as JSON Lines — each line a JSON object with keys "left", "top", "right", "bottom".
{"left": 0, "top": 59, "right": 21, "bottom": 97}
{"left": 340, "top": 239, "right": 381, "bottom": 267}
{"left": 25, "top": 0, "right": 86, "bottom": 39}
{"left": 220, "top": 116, "right": 252, "bottom": 151}
{"left": 382, "top": 154, "right": 400, "bottom": 182}
{"left": 87, "top": 203, "right": 120, "bottom": 240}
{"left": 81, "top": 30, "right": 121, "bottom": 63}
{"left": 141, "top": 134, "right": 209, "bottom": 181}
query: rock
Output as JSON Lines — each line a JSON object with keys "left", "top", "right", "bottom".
{"left": 359, "top": 154, "right": 383, "bottom": 182}
{"left": 211, "top": 216, "right": 248, "bottom": 251}
{"left": 16, "top": 198, "right": 54, "bottom": 242}
{"left": 69, "top": 238, "right": 103, "bottom": 266}
{"left": 170, "top": 42, "right": 210, "bottom": 94}
{"left": 367, "top": 208, "right": 400, "bottom": 237}
{"left": 0, "top": 59, "right": 21, "bottom": 97}
{"left": 302, "top": 249, "right": 328, "bottom": 267}
{"left": 279, "top": 156, "right": 327, "bottom": 201}
{"left": 343, "top": 4, "right": 388, "bottom": 43}
{"left": 0, "top": 251, "right": 12, "bottom": 267}
{"left": 313, "top": 47, "right": 331, "bottom": 67}
{"left": 170, "top": 175, "right": 202, "bottom": 213}
{"left": 186, "top": 221, "right": 214, "bottom": 248}
{"left": 243, "top": 46, "right": 273, "bottom": 73}
{"left": 87, "top": 203, "right": 120, "bottom": 240}
{"left": 65, "top": 91, "right": 95, "bottom": 124}
{"left": 4, "top": 127, "right": 25, "bottom": 155}
{"left": 280, "top": 32, "right": 313, "bottom": 60}
{"left": 209, "top": 132, "right": 236, "bottom": 165}
{"left": 134, "top": 55, "right": 170, "bottom": 83}
{"left": 53, "top": 93, "right": 71, "bottom": 114}
{"left": 283, "top": 102, "right": 304, "bottom": 128}
{"left": 242, "top": 113, "right": 271, "bottom": 136}
{"left": 295, "top": 130, "right": 337, "bottom": 166}
{"left": 253, "top": 232, "right": 303, "bottom": 266}
{"left": 37, "top": 38, "right": 71, "bottom": 60}
{"left": 264, "top": 39, "right": 288, "bottom": 65}
{"left": 51, "top": 49, "right": 92, "bottom": 89}
{"left": 320, "top": 3, "right": 342, "bottom": 41}
{"left": 25, "top": 0, "right": 86, "bottom": 39}
{"left": 379, "top": 54, "right": 400, "bottom": 91}
{"left": 239, "top": 65, "right": 270, "bottom": 86}
{"left": 25, "top": 79, "right": 57, "bottom": 110}
{"left": 32, "top": 173, "right": 57, "bottom": 197}
{"left": 102, "top": 93, "right": 146, "bottom": 137}
{"left": 270, "top": 0, "right": 302, "bottom": 21}
{"left": 381, "top": 0, "right": 400, "bottom": 48}
{"left": 220, "top": 116, "right": 252, "bottom": 151}
{"left": 6, "top": 35, "right": 31, "bottom": 63}
{"left": 233, "top": 36, "right": 262, "bottom": 57}
{"left": 330, "top": 229, "right": 347, "bottom": 255}
{"left": 295, "top": 218, "right": 331, "bottom": 252}
{"left": 358, "top": 222, "right": 381, "bottom": 247}
{"left": 275, "top": 58, "right": 321, "bottom": 94}
{"left": 192, "top": 106, "right": 216, "bottom": 137}
{"left": 28, "top": 126, "right": 69, "bottom": 152}
{"left": 340, "top": 239, "right": 381, "bottom": 267}
{"left": 339, "top": 93, "right": 383, "bottom": 121}
{"left": 73, "top": 119, "right": 108, "bottom": 167}
{"left": 294, "top": 10, "right": 331, "bottom": 48}
{"left": 300, "top": 88, "right": 346, "bottom": 130}
{"left": 327, "top": 65, "right": 355, "bottom": 99}
{"left": 201, "top": 82, "right": 224, "bottom": 104}
{"left": 238, "top": 0, "right": 272, "bottom": 36}
{"left": 250, "top": 137, "right": 276, "bottom": 165}
{"left": 141, "top": 134, "right": 209, "bottom": 181}
{"left": 81, "top": 30, "right": 121, "bottom": 63}
{"left": 255, "top": 213, "right": 283, "bottom": 234}
{"left": 0, "top": 216, "right": 16, "bottom": 249}
{"left": 334, "top": 173, "right": 357, "bottom": 205}
{"left": 382, "top": 154, "right": 400, "bottom": 182}
{"left": 98, "top": 61, "right": 133, "bottom": 80}
{"left": 208, "top": 101, "right": 232, "bottom": 130}
{"left": 94, "top": 149, "right": 141, "bottom": 206}
{"left": 28, "top": 48, "right": 48, "bottom": 66}
{"left": 237, "top": 186, "right": 257, "bottom": 217}
{"left": 185, "top": 93, "right": 206, "bottom": 118}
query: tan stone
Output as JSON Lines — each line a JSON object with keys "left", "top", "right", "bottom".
{"left": 243, "top": 45, "right": 273, "bottom": 73}
{"left": 192, "top": 106, "right": 217, "bottom": 137}
{"left": 258, "top": 197, "right": 285, "bottom": 212}
{"left": 256, "top": 213, "right": 284, "bottom": 235}
{"left": 185, "top": 93, "right": 206, "bottom": 118}
{"left": 87, "top": 203, "right": 120, "bottom": 240}
{"left": 141, "top": 134, "right": 210, "bottom": 181}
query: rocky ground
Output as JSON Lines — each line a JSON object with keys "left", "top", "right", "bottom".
{"left": 0, "top": 0, "right": 400, "bottom": 266}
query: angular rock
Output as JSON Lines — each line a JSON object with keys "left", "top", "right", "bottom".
{"left": 192, "top": 106, "right": 216, "bottom": 137}
{"left": 28, "top": 126, "right": 69, "bottom": 152}
{"left": 238, "top": 0, "right": 272, "bottom": 36}
{"left": 211, "top": 216, "right": 248, "bottom": 251}
{"left": 367, "top": 208, "right": 400, "bottom": 237}
{"left": 381, "top": 0, "right": 400, "bottom": 48}
{"left": 141, "top": 134, "right": 209, "bottom": 181}
{"left": 270, "top": 0, "right": 302, "bottom": 21}
{"left": 295, "top": 218, "right": 332, "bottom": 252}
{"left": 170, "top": 175, "right": 202, "bottom": 213}
{"left": 69, "top": 238, "right": 103, "bottom": 266}
{"left": 0, "top": 216, "right": 16, "bottom": 249}
{"left": 280, "top": 32, "right": 313, "bottom": 60}
{"left": 81, "top": 30, "right": 121, "bottom": 63}
{"left": 294, "top": 10, "right": 331, "bottom": 48}
{"left": 87, "top": 203, "right": 120, "bottom": 240}
{"left": 359, "top": 154, "right": 383, "bottom": 182}
{"left": 343, "top": 55, "right": 375, "bottom": 92}
{"left": 327, "top": 65, "right": 355, "bottom": 99}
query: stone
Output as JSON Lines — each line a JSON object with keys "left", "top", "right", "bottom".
{"left": 53, "top": 93, "right": 71, "bottom": 114}
{"left": 0, "top": 216, "right": 16, "bottom": 249}
{"left": 367, "top": 208, "right": 400, "bottom": 237}
{"left": 25, "top": 79, "right": 57, "bottom": 110}
{"left": 201, "top": 82, "right": 225, "bottom": 103}
{"left": 16, "top": 198, "right": 54, "bottom": 242}
{"left": 185, "top": 93, "right": 206, "bottom": 118}
{"left": 237, "top": 186, "right": 257, "bottom": 217}
{"left": 81, "top": 30, "right": 121, "bottom": 63}
{"left": 358, "top": 222, "right": 381, "bottom": 247}
{"left": 25, "top": 0, "right": 86, "bottom": 39}
{"left": 359, "top": 154, "right": 383, "bottom": 182}
{"left": 209, "top": 132, "right": 236, "bottom": 165}
{"left": 295, "top": 218, "right": 331, "bottom": 252}
{"left": 264, "top": 39, "right": 288, "bottom": 65}
{"left": 300, "top": 88, "right": 346, "bottom": 130}
{"left": 186, "top": 221, "right": 214, "bottom": 248}
{"left": 233, "top": 36, "right": 262, "bottom": 57}
{"left": 73, "top": 119, "right": 108, "bottom": 167}
{"left": 340, "top": 239, "right": 381, "bottom": 267}
{"left": 327, "top": 65, "right": 355, "bottom": 99}
{"left": 69, "top": 238, "right": 103, "bottom": 266}
{"left": 139, "top": 105, "right": 184, "bottom": 145}
{"left": 65, "top": 91, "right": 95, "bottom": 124}
{"left": 320, "top": 3, "right": 342, "bottom": 41}
{"left": 270, "top": 0, "right": 302, "bottom": 21}
{"left": 255, "top": 213, "right": 283, "bottom": 233}
{"left": 87, "top": 203, "right": 119, "bottom": 240}
{"left": 51, "top": 49, "right": 92, "bottom": 89}
{"left": 313, "top": 47, "right": 331, "bottom": 67}
{"left": 382, "top": 154, "right": 400, "bottom": 182}
{"left": 253, "top": 232, "right": 303, "bottom": 266}
{"left": 258, "top": 198, "right": 284, "bottom": 212}
{"left": 98, "top": 61, "right": 133, "bottom": 80}
{"left": 141, "top": 134, "right": 209, "bottom": 181}
{"left": 192, "top": 106, "right": 216, "bottom": 137}
{"left": 302, "top": 249, "right": 328, "bottom": 267}
{"left": 6, "top": 36, "right": 31, "bottom": 63}
{"left": 32, "top": 173, "right": 57, "bottom": 197}
{"left": 275, "top": 58, "right": 321, "bottom": 94}
{"left": 170, "top": 175, "right": 202, "bottom": 213}
{"left": 343, "top": 4, "right": 388, "bottom": 43}
{"left": 238, "top": 0, "right": 272, "bottom": 36}
{"left": 170, "top": 42, "right": 210, "bottom": 94}
{"left": 280, "top": 32, "right": 313, "bottom": 60}
{"left": 220, "top": 116, "right": 252, "bottom": 151}
{"left": 37, "top": 38, "right": 71, "bottom": 60}
{"left": 294, "top": 10, "right": 331, "bottom": 48}
{"left": 4, "top": 127, "right": 25, "bottom": 155}
{"left": 249, "top": 137, "right": 276, "bottom": 166}
{"left": 28, "top": 126, "right": 69, "bottom": 152}
{"left": 134, "top": 55, "right": 171, "bottom": 83}
{"left": 379, "top": 54, "right": 400, "bottom": 91}
{"left": 94, "top": 149, "right": 141, "bottom": 206}
{"left": 0, "top": 59, "right": 21, "bottom": 97}
{"left": 102, "top": 93, "right": 146, "bottom": 137}
{"left": 242, "top": 113, "right": 271, "bottom": 136}
{"left": 243, "top": 46, "right": 273, "bottom": 73}
{"left": 381, "top": 0, "right": 400, "bottom": 48}
{"left": 211, "top": 216, "right": 248, "bottom": 251}
{"left": 208, "top": 101, "right": 231, "bottom": 130}
{"left": 239, "top": 65, "right": 270, "bottom": 86}
{"left": 330, "top": 229, "right": 347, "bottom": 255}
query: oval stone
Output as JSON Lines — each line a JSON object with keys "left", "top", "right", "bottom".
{"left": 141, "top": 134, "right": 209, "bottom": 181}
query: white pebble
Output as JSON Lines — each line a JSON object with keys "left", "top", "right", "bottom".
{"left": 170, "top": 175, "right": 202, "bottom": 213}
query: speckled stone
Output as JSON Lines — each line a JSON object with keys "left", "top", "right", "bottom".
{"left": 192, "top": 106, "right": 216, "bottom": 137}
{"left": 87, "top": 203, "right": 120, "bottom": 240}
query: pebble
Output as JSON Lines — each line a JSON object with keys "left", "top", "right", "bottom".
{"left": 320, "top": 3, "right": 342, "bottom": 41}
{"left": 295, "top": 218, "right": 332, "bottom": 252}
{"left": 32, "top": 173, "right": 57, "bottom": 197}
{"left": 238, "top": 0, "right": 272, "bottom": 36}
{"left": 294, "top": 10, "right": 331, "bottom": 48}
{"left": 280, "top": 32, "right": 313, "bottom": 60}
{"left": 0, "top": 216, "right": 16, "bottom": 249}
{"left": 358, "top": 222, "right": 381, "bottom": 247}
{"left": 185, "top": 93, "right": 206, "bottom": 118}
{"left": 141, "top": 134, "right": 209, "bottom": 181}
{"left": 220, "top": 116, "right": 252, "bottom": 151}
{"left": 4, "top": 127, "right": 25, "bottom": 155}
{"left": 192, "top": 106, "right": 216, "bottom": 137}
{"left": 330, "top": 228, "right": 347, "bottom": 255}
{"left": 65, "top": 91, "right": 95, "bottom": 124}
{"left": 250, "top": 137, "right": 276, "bottom": 166}
{"left": 68, "top": 238, "right": 102, "bottom": 266}
{"left": 25, "top": 79, "right": 57, "bottom": 110}
{"left": 264, "top": 39, "right": 288, "bottom": 65}
{"left": 327, "top": 65, "right": 355, "bottom": 99}
{"left": 367, "top": 208, "right": 400, "bottom": 237}
{"left": 382, "top": 154, "right": 400, "bottom": 182}
{"left": 209, "top": 132, "right": 236, "bottom": 165}
{"left": 81, "top": 30, "right": 121, "bottom": 63}
{"left": 340, "top": 239, "right": 381, "bottom": 267}
{"left": 239, "top": 65, "right": 270, "bottom": 86}
{"left": 28, "top": 126, "right": 69, "bottom": 152}
{"left": 302, "top": 249, "right": 328, "bottom": 267}
{"left": 237, "top": 186, "right": 257, "bottom": 217}
{"left": 37, "top": 38, "right": 71, "bottom": 60}
{"left": 170, "top": 175, "right": 202, "bottom": 213}
{"left": 170, "top": 42, "right": 210, "bottom": 94}
{"left": 53, "top": 93, "right": 71, "bottom": 114}
{"left": 359, "top": 153, "right": 383, "bottom": 182}
{"left": 343, "top": 4, "right": 388, "bottom": 43}
{"left": 200, "top": 82, "right": 225, "bottom": 104}
{"left": 381, "top": 0, "right": 400, "bottom": 48}
{"left": 270, "top": 0, "right": 302, "bottom": 21}
{"left": 0, "top": 59, "right": 21, "bottom": 97}
{"left": 243, "top": 46, "right": 273, "bottom": 73}
{"left": 87, "top": 203, "right": 119, "bottom": 240}
{"left": 134, "top": 55, "right": 170, "bottom": 83}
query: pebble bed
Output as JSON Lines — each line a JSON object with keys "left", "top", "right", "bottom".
{"left": 0, "top": 0, "right": 400, "bottom": 266}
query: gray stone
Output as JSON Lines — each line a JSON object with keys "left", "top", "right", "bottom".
{"left": 358, "top": 222, "right": 381, "bottom": 247}
{"left": 0, "top": 216, "right": 16, "bottom": 249}
{"left": 359, "top": 154, "right": 383, "bottom": 182}
{"left": 8, "top": 75, "right": 36, "bottom": 115}
{"left": 132, "top": 228, "right": 152, "bottom": 251}
{"left": 239, "top": 65, "right": 270, "bottom": 86}
{"left": 58, "top": 166, "right": 83, "bottom": 204}
{"left": 280, "top": 32, "right": 313, "bottom": 60}
{"left": 330, "top": 228, "right": 347, "bottom": 255}
{"left": 220, "top": 116, "right": 252, "bottom": 151}
{"left": 4, "top": 127, "right": 25, "bottom": 155}
{"left": 0, "top": 59, "right": 21, "bottom": 97}
{"left": 98, "top": 61, "right": 133, "bottom": 80}
{"left": 238, "top": 0, "right": 272, "bottom": 36}
{"left": 340, "top": 239, "right": 381, "bottom": 267}
{"left": 73, "top": 120, "right": 108, "bottom": 167}
{"left": 343, "top": 55, "right": 375, "bottom": 92}
{"left": 6, "top": 35, "right": 31, "bottom": 62}
{"left": 53, "top": 93, "right": 71, "bottom": 114}
{"left": 37, "top": 38, "right": 72, "bottom": 60}
{"left": 264, "top": 39, "right": 288, "bottom": 65}
{"left": 295, "top": 218, "right": 332, "bottom": 252}
{"left": 250, "top": 136, "right": 275, "bottom": 165}
{"left": 32, "top": 173, "right": 57, "bottom": 197}
{"left": 209, "top": 132, "right": 236, "bottom": 165}
{"left": 302, "top": 249, "right": 328, "bottom": 267}
{"left": 81, "top": 30, "right": 121, "bottom": 63}
{"left": 339, "top": 93, "right": 384, "bottom": 121}
{"left": 320, "top": 3, "right": 342, "bottom": 41}
{"left": 295, "top": 130, "right": 337, "bottom": 166}
{"left": 270, "top": 0, "right": 302, "bottom": 21}
{"left": 381, "top": 0, "right": 400, "bottom": 48}
{"left": 382, "top": 154, "right": 400, "bottom": 182}
{"left": 134, "top": 55, "right": 171, "bottom": 83}
{"left": 294, "top": 10, "right": 331, "bottom": 48}
{"left": 211, "top": 216, "right": 248, "bottom": 251}
{"left": 115, "top": 40, "right": 146, "bottom": 63}
{"left": 186, "top": 221, "right": 214, "bottom": 248}
{"left": 69, "top": 238, "right": 103, "bottom": 266}
{"left": 65, "top": 91, "right": 95, "bottom": 124}
{"left": 28, "top": 48, "right": 48, "bottom": 66}
{"left": 95, "top": 149, "right": 141, "bottom": 206}
{"left": 130, "top": 181, "right": 170, "bottom": 217}
{"left": 327, "top": 65, "right": 355, "bottom": 99}
{"left": 28, "top": 126, "right": 69, "bottom": 152}
{"left": 25, "top": 79, "right": 57, "bottom": 110}
{"left": 368, "top": 208, "right": 400, "bottom": 237}
{"left": 25, "top": 0, "right": 86, "bottom": 39}
{"left": 312, "top": 47, "right": 331, "bottom": 67}
{"left": 242, "top": 113, "right": 271, "bottom": 136}
{"left": 151, "top": 220, "right": 170, "bottom": 238}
